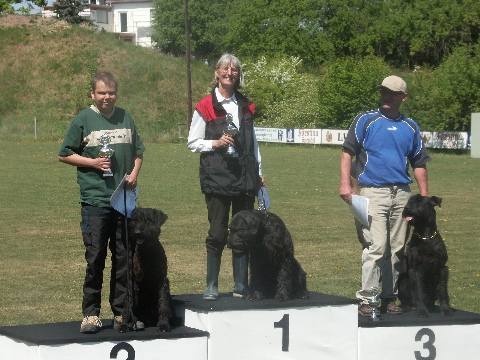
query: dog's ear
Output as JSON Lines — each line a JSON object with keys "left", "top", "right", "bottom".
{"left": 430, "top": 196, "right": 442, "bottom": 208}
{"left": 154, "top": 210, "right": 168, "bottom": 228}
{"left": 248, "top": 211, "right": 264, "bottom": 231}
{"left": 243, "top": 216, "right": 255, "bottom": 230}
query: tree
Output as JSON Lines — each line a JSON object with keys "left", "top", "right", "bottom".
{"left": 406, "top": 46, "right": 480, "bottom": 132}
{"left": 316, "top": 0, "right": 480, "bottom": 69}
{"left": 224, "top": 0, "right": 329, "bottom": 68}
{"left": 149, "top": 0, "right": 480, "bottom": 131}
{"left": 391, "top": 0, "right": 480, "bottom": 68}
{"left": 152, "top": 0, "right": 185, "bottom": 57}
{"left": 152, "top": 0, "right": 229, "bottom": 62}
{"left": 317, "top": 56, "right": 391, "bottom": 128}
{"left": 0, "top": 0, "right": 46, "bottom": 13}
{"left": 241, "top": 56, "right": 320, "bottom": 128}
{"left": 53, "top": 0, "right": 91, "bottom": 25}
{"left": 152, "top": 0, "right": 480, "bottom": 69}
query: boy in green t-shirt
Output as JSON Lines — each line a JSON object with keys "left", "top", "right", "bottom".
{"left": 58, "top": 72, "right": 145, "bottom": 333}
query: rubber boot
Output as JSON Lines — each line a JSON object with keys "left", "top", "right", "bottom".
{"left": 203, "top": 253, "right": 221, "bottom": 301}
{"left": 232, "top": 252, "right": 249, "bottom": 298}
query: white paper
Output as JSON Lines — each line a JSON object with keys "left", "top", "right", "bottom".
{"left": 110, "top": 173, "right": 138, "bottom": 218}
{"left": 349, "top": 194, "right": 369, "bottom": 227}
{"left": 258, "top": 186, "right": 271, "bottom": 210}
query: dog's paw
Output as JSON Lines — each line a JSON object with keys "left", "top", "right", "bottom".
{"left": 246, "top": 291, "right": 264, "bottom": 301}
{"left": 441, "top": 306, "right": 454, "bottom": 316}
{"left": 298, "top": 290, "right": 309, "bottom": 299}
{"left": 275, "top": 293, "right": 289, "bottom": 302}
{"left": 157, "top": 322, "right": 172, "bottom": 332}
{"left": 117, "top": 323, "right": 130, "bottom": 333}
{"left": 399, "top": 304, "right": 414, "bottom": 312}
{"left": 416, "top": 309, "right": 429, "bottom": 318}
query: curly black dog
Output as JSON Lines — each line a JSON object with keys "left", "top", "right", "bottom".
{"left": 398, "top": 195, "right": 453, "bottom": 318}
{"left": 119, "top": 208, "right": 175, "bottom": 332}
{"left": 227, "top": 210, "right": 309, "bottom": 302}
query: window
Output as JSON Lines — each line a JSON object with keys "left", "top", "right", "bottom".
{"left": 120, "top": 13, "right": 128, "bottom": 32}
{"left": 97, "top": 9, "right": 108, "bottom": 24}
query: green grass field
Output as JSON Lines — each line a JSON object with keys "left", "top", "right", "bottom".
{"left": 0, "top": 141, "right": 478, "bottom": 326}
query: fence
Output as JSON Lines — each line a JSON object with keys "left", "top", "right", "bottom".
{"left": 254, "top": 127, "right": 471, "bottom": 150}
{"left": 177, "top": 124, "right": 471, "bottom": 150}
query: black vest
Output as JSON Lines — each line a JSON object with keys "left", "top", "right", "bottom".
{"left": 196, "top": 88, "right": 259, "bottom": 196}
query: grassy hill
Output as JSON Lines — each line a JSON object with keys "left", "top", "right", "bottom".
{"left": 0, "top": 14, "right": 213, "bottom": 142}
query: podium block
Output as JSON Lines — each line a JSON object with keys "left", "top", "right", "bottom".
{"left": 174, "top": 292, "right": 358, "bottom": 360}
{"left": 4, "top": 295, "right": 479, "bottom": 360}
{"left": 358, "top": 309, "right": 480, "bottom": 360}
{"left": 0, "top": 320, "right": 208, "bottom": 360}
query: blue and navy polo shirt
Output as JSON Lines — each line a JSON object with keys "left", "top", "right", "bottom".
{"left": 343, "top": 109, "right": 431, "bottom": 187}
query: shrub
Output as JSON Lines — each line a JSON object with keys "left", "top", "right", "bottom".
{"left": 406, "top": 46, "right": 480, "bottom": 131}
{"left": 317, "top": 56, "right": 392, "bottom": 129}
{"left": 242, "top": 56, "right": 320, "bottom": 128}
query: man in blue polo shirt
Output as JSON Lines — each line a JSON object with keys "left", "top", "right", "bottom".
{"left": 339, "top": 75, "right": 431, "bottom": 316}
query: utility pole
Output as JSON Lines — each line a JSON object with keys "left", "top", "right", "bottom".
{"left": 184, "top": 0, "right": 193, "bottom": 127}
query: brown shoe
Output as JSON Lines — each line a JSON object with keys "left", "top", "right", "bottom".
{"left": 385, "top": 301, "right": 403, "bottom": 315}
{"left": 358, "top": 304, "right": 379, "bottom": 317}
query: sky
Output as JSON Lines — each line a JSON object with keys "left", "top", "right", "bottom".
{"left": 12, "top": 0, "right": 54, "bottom": 13}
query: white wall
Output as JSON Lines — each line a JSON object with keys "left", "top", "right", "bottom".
{"left": 89, "top": 8, "right": 114, "bottom": 32}
{"left": 110, "top": 1, "right": 153, "bottom": 47}
{"left": 42, "top": 1, "right": 154, "bottom": 48}
{"left": 471, "top": 113, "right": 480, "bottom": 158}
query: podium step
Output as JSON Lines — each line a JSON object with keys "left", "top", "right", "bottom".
{"left": 0, "top": 320, "right": 208, "bottom": 360}
{"left": 175, "top": 291, "right": 359, "bottom": 360}
{"left": 2, "top": 293, "right": 479, "bottom": 360}
{"left": 358, "top": 308, "right": 480, "bottom": 360}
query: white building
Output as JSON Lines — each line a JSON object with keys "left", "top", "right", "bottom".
{"left": 42, "top": 0, "right": 155, "bottom": 48}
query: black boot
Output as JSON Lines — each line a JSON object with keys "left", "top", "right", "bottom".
{"left": 232, "top": 252, "right": 249, "bottom": 298}
{"left": 203, "top": 253, "right": 221, "bottom": 301}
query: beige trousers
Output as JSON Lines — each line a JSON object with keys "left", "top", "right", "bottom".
{"left": 356, "top": 185, "right": 411, "bottom": 304}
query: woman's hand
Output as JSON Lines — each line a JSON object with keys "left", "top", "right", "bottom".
{"left": 213, "top": 134, "right": 234, "bottom": 149}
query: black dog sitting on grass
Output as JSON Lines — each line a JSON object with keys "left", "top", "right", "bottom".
{"left": 398, "top": 195, "right": 453, "bottom": 318}
{"left": 227, "top": 210, "right": 309, "bottom": 302}
{"left": 119, "top": 208, "right": 175, "bottom": 332}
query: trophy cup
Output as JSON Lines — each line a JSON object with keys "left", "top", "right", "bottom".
{"left": 99, "top": 133, "right": 114, "bottom": 177}
{"left": 223, "top": 113, "right": 238, "bottom": 157}
{"left": 368, "top": 286, "right": 380, "bottom": 321}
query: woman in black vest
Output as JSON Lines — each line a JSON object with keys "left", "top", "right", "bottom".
{"left": 187, "top": 53, "right": 265, "bottom": 300}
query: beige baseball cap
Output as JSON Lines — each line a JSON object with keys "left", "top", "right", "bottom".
{"left": 376, "top": 75, "right": 407, "bottom": 93}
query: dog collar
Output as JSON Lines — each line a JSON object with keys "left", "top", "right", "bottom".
{"left": 414, "top": 231, "right": 438, "bottom": 240}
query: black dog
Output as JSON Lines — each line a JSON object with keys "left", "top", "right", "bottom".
{"left": 120, "top": 208, "right": 174, "bottom": 332}
{"left": 227, "top": 210, "right": 309, "bottom": 302}
{"left": 398, "top": 195, "right": 453, "bottom": 317}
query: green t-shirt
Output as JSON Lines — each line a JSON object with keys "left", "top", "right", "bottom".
{"left": 59, "top": 107, "right": 146, "bottom": 207}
